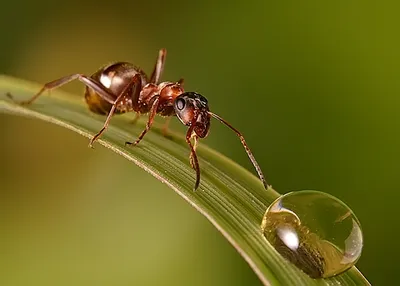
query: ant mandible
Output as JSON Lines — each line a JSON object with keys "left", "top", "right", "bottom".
{"left": 8, "top": 49, "right": 268, "bottom": 191}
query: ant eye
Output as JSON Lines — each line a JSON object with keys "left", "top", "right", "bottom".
{"left": 176, "top": 98, "right": 185, "bottom": 111}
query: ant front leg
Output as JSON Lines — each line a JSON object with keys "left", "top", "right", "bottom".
{"left": 162, "top": 117, "right": 172, "bottom": 137}
{"left": 8, "top": 74, "right": 116, "bottom": 106}
{"left": 185, "top": 121, "right": 200, "bottom": 190}
{"left": 189, "top": 134, "right": 199, "bottom": 169}
{"left": 89, "top": 74, "right": 142, "bottom": 147}
{"left": 149, "top": 49, "right": 167, "bottom": 84}
{"left": 125, "top": 97, "right": 160, "bottom": 146}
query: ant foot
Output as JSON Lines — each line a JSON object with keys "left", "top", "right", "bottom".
{"left": 129, "top": 118, "right": 139, "bottom": 125}
{"left": 162, "top": 128, "right": 169, "bottom": 138}
{"left": 20, "top": 101, "right": 31, "bottom": 106}
{"left": 125, "top": 141, "right": 138, "bottom": 147}
{"left": 88, "top": 140, "right": 96, "bottom": 149}
{"left": 6, "top": 92, "right": 31, "bottom": 105}
{"left": 126, "top": 137, "right": 143, "bottom": 146}
{"left": 5, "top": 92, "right": 14, "bottom": 100}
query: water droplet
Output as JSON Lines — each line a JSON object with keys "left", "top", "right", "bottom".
{"left": 261, "top": 190, "right": 363, "bottom": 278}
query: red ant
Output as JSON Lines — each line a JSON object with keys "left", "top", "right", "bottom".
{"left": 7, "top": 49, "right": 268, "bottom": 190}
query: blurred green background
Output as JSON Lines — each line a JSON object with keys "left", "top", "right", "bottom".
{"left": 1, "top": 1, "right": 399, "bottom": 285}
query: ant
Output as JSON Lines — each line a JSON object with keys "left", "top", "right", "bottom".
{"left": 7, "top": 49, "right": 268, "bottom": 191}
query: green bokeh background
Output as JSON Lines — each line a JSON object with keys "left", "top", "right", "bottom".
{"left": 1, "top": 1, "right": 398, "bottom": 285}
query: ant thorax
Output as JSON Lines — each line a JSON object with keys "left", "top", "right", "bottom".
{"left": 138, "top": 81, "right": 184, "bottom": 116}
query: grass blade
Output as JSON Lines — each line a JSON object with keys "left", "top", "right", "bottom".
{"left": 0, "top": 75, "right": 370, "bottom": 285}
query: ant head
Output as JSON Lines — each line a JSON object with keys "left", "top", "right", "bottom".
{"left": 174, "top": 92, "right": 211, "bottom": 138}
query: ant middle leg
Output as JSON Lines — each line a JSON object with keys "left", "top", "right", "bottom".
{"left": 89, "top": 74, "right": 142, "bottom": 147}
{"left": 125, "top": 97, "right": 160, "bottom": 146}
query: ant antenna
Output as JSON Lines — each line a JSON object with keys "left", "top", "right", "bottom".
{"left": 208, "top": 111, "right": 268, "bottom": 189}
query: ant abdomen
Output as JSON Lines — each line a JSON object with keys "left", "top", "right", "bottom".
{"left": 85, "top": 62, "right": 147, "bottom": 115}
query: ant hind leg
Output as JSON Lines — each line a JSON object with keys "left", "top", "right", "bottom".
{"left": 8, "top": 74, "right": 116, "bottom": 106}
{"left": 149, "top": 49, "right": 167, "bottom": 84}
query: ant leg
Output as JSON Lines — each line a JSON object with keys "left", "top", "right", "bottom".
{"left": 9, "top": 74, "right": 116, "bottom": 106}
{"left": 130, "top": 113, "right": 141, "bottom": 125}
{"left": 162, "top": 117, "right": 171, "bottom": 137}
{"left": 125, "top": 97, "right": 160, "bottom": 146}
{"left": 209, "top": 111, "right": 268, "bottom": 189}
{"left": 128, "top": 72, "right": 143, "bottom": 124}
{"left": 189, "top": 134, "right": 199, "bottom": 169}
{"left": 185, "top": 124, "right": 200, "bottom": 190}
{"left": 89, "top": 74, "right": 142, "bottom": 147}
{"left": 177, "top": 78, "right": 184, "bottom": 86}
{"left": 89, "top": 103, "right": 117, "bottom": 148}
{"left": 149, "top": 49, "right": 167, "bottom": 84}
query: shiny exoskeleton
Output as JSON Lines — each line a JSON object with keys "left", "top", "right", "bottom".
{"left": 8, "top": 49, "right": 268, "bottom": 190}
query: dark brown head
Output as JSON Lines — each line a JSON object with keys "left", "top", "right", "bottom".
{"left": 174, "top": 92, "right": 211, "bottom": 138}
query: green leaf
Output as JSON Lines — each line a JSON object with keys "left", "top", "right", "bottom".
{"left": 0, "top": 75, "right": 369, "bottom": 286}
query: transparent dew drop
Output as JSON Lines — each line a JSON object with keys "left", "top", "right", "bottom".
{"left": 261, "top": 191, "right": 363, "bottom": 279}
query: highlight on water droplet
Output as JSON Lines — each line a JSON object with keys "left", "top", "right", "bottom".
{"left": 260, "top": 190, "right": 363, "bottom": 279}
